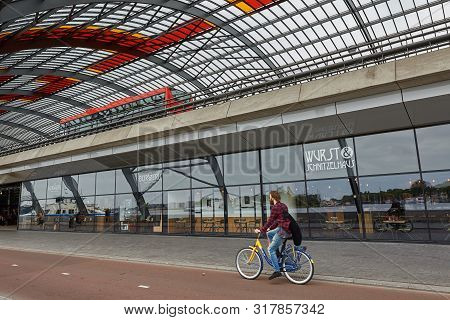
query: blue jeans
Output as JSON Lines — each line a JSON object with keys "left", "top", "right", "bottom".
{"left": 267, "top": 227, "right": 283, "bottom": 272}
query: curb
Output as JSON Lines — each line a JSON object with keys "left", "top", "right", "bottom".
{"left": 312, "top": 275, "right": 450, "bottom": 294}
{"left": 1, "top": 245, "right": 449, "bottom": 295}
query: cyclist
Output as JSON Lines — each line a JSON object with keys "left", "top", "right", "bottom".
{"left": 255, "top": 190, "right": 291, "bottom": 280}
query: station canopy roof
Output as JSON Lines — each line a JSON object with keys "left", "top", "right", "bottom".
{"left": 0, "top": 0, "right": 449, "bottom": 153}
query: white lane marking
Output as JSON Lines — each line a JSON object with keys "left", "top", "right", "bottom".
{"left": 138, "top": 285, "right": 150, "bottom": 289}
{"left": 61, "top": 273, "right": 71, "bottom": 276}
{"left": 11, "top": 264, "right": 19, "bottom": 267}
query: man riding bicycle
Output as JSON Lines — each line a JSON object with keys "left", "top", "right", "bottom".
{"left": 255, "top": 191, "right": 292, "bottom": 280}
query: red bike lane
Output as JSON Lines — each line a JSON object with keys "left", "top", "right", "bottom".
{"left": 0, "top": 249, "right": 447, "bottom": 300}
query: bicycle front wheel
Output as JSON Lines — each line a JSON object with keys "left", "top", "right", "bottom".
{"left": 235, "top": 248, "right": 263, "bottom": 280}
{"left": 282, "top": 250, "right": 314, "bottom": 285}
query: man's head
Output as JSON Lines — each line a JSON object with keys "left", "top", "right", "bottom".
{"left": 269, "top": 190, "right": 281, "bottom": 205}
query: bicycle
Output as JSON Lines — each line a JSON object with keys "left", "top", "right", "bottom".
{"left": 235, "top": 233, "right": 314, "bottom": 284}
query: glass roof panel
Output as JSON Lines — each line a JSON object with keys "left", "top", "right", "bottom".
{"left": 0, "top": 0, "right": 449, "bottom": 152}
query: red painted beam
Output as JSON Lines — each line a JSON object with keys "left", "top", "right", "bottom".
{"left": 0, "top": 19, "right": 214, "bottom": 58}
{"left": 60, "top": 87, "right": 172, "bottom": 124}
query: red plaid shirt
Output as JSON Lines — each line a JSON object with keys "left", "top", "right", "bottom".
{"left": 261, "top": 202, "right": 291, "bottom": 234}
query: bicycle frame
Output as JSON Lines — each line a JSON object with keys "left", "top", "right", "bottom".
{"left": 247, "top": 234, "right": 314, "bottom": 272}
{"left": 247, "top": 234, "right": 274, "bottom": 268}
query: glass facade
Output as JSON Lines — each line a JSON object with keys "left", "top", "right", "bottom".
{"left": 18, "top": 124, "right": 450, "bottom": 242}
{"left": 359, "top": 174, "right": 428, "bottom": 241}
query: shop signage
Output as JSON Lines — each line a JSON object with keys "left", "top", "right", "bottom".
{"left": 48, "top": 185, "right": 60, "bottom": 193}
{"left": 138, "top": 172, "right": 162, "bottom": 183}
{"left": 305, "top": 146, "right": 355, "bottom": 172}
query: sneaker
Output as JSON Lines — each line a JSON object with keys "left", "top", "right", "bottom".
{"left": 268, "top": 271, "right": 282, "bottom": 280}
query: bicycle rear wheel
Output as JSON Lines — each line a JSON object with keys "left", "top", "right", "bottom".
{"left": 235, "top": 248, "right": 263, "bottom": 280}
{"left": 282, "top": 250, "right": 314, "bottom": 285}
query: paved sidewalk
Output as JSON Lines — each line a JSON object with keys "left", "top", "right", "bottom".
{"left": 0, "top": 230, "right": 449, "bottom": 293}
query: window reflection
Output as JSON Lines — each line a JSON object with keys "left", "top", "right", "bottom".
{"left": 194, "top": 188, "right": 225, "bottom": 233}
{"left": 78, "top": 173, "right": 96, "bottom": 196}
{"left": 60, "top": 175, "right": 86, "bottom": 232}
{"left": 115, "top": 194, "right": 138, "bottom": 233}
{"left": 423, "top": 172, "right": 450, "bottom": 241}
{"left": 62, "top": 175, "right": 78, "bottom": 198}
{"left": 116, "top": 168, "right": 137, "bottom": 194}
{"left": 137, "top": 165, "right": 163, "bottom": 192}
{"left": 307, "top": 179, "right": 360, "bottom": 239}
{"left": 21, "top": 181, "right": 33, "bottom": 202}
{"left": 190, "top": 157, "right": 223, "bottom": 188}
{"left": 33, "top": 180, "right": 48, "bottom": 199}
{"left": 224, "top": 151, "right": 260, "bottom": 185}
{"left": 227, "top": 185, "right": 261, "bottom": 233}
{"left": 360, "top": 174, "right": 428, "bottom": 241}
{"left": 43, "top": 198, "right": 60, "bottom": 231}
{"left": 47, "top": 178, "right": 62, "bottom": 199}
{"left": 261, "top": 146, "right": 304, "bottom": 183}
{"left": 96, "top": 171, "right": 115, "bottom": 195}
{"left": 416, "top": 124, "right": 450, "bottom": 171}
{"left": 96, "top": 195, "right": 115, "bottom": 232}
{"left": 19, "top": 200, "right": 34, "bottom": 229}
{"left": 304, "top": 139, "right": 356, "bottom": 180}
{"left": 16, "top": 125, "right": 450, "bottom": 243}
{"left": 29, "top": 199, "right": 46, "bottom": 231}
{"left": 73, "top": 196, "right": 96, "bottom": 232}
{"left": 165, "top": 190, "right": 191, "bottom": 234}
{"left": 140, "top": 192, "right": 163, "bottom": 233}
{"left": 163, "top": 162, "right": 190, "bottom": 190}
{"left": 355, "top": 130, "right": 419, "bottom": 175}
{"left": 263, "top": 182, "right": 308, "bottom": 228}
{"left": 20, "top": 181, "right": 45, "bottom": 230}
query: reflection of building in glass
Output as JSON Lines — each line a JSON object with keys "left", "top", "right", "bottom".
{"left": 10, "top": 125, "right": 450, "bottom": 242}
{"left": 58, "top": 200, "right": 77, "bottom": 214}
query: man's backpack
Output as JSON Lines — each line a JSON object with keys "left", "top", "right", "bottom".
{"left": 282, "top": 209, "right": 302, "bottom": 246}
